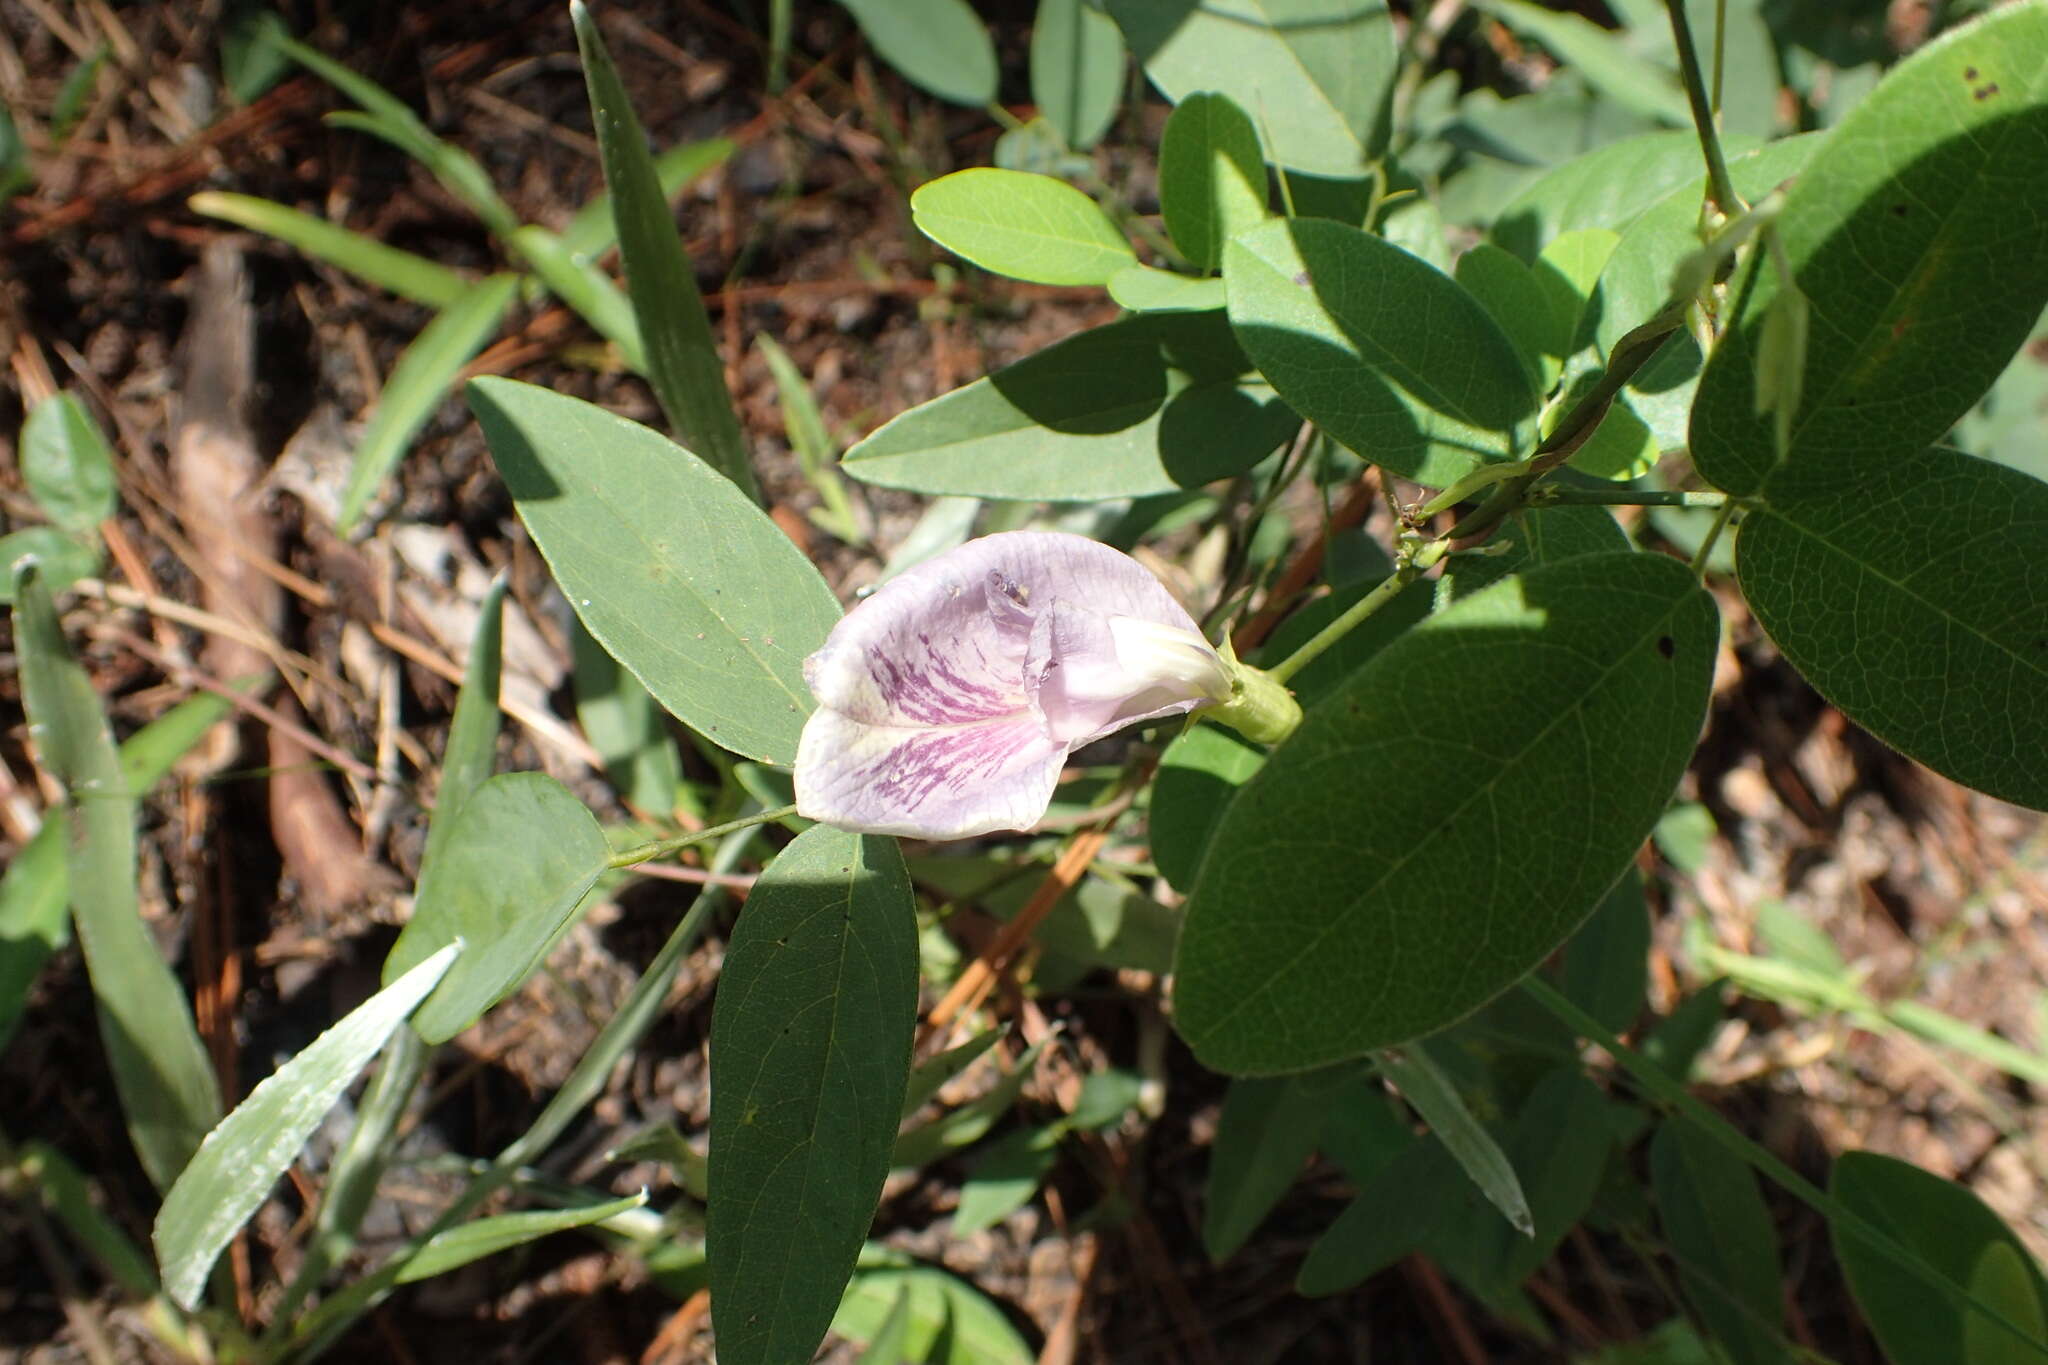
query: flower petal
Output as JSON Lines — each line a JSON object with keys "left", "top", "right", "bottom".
{"left": 793, "top": 708, "right": 1068, "bottom": 839}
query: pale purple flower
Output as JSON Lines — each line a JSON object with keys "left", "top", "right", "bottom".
{"left": 794, "top": 531, "right": 1232, "bottom": 839}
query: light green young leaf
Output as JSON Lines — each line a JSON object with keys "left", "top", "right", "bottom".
{"left": 1107, "top": 0, "right": 1398, "bottom": 177}
{"left": 837, "top": 0, "right": 998, "bottom": 107}
{"left": 338, "top": 274, "right": 518, "bottom": 534}
{"left": 1107, "top": 264, "right": 1227, "bottom": 313}
{"left": 273, "top": 34, "right": 517, "bottom": 239}
{"left": 154, "top": 944, "right": 460, "bottom": 1310}
{"left": 912, "top": 168, "right": 1135, "bottom": 286}
{"left": 708, "top": 826, "right": 919, "bottom": 1365}
{"left": 1159, "top": 91, "right": 1267, "bottom": 271}
{"left": 851, "top": 1286, "right": 918, "bottom": 1365}
{"left": 1176, "top": 553, "right": 1716, "bottom": 1072}
{"left": 0, "top": 528, "right": 99, "bottom": 604}
{"left": 1224, "top": 216, "right": 1539, "bottom": 487}
{"left": 833, "top": 1247, "right": 1034, "bottom": 1365}
{"left": 13, "top": 564, "right": 221, "bottom": 1191}
{"left": 507, "top": 227, "right": 644, "bottom": 368}
{"left": 1737, "top": 448, "right": 2048, "bottom": 811}
{"left": 394, "top": 1193, "right": 648, "bottom": 1284}
{"left": 1691, "top": 3, "right": 2048, "bottom": 494}
{"left": 422, "top": 574, "right": 505, "bottom": 876}
{"left": 1031, "top": 0, "right": 1125, "bottom": 151}
{"left": 22, "top": 393, "right": 117, "bottom": 535}
{"left": 1832, "top": 1152, "right": 2048, "bottom": 1365}
{"left": 188, "top": 192, "right": 469, "bottom": 307}
{"left": 470, "top": 378, "right": 841, "bottom": 765}
{"left": 573, "top": 1, "right": 758, "bottom": 499}
{"left": 384, "top": 773, "right": 607, "bottom": 1043}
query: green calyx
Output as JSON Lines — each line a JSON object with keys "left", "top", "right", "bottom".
{"left": 1203, "top": 658, "right": 1302, "bottom": 745}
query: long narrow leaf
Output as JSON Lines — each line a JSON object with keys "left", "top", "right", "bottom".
{"left": 189, "top": 192, "right": 469, "bottom": 307}
{"left": 393, "top": 1193, "right": 647, "bottom": 1284}
{"left": 421, "top": 574, "right": 506, "bottom": 875}
{"left": 1376, "top": 1046, "right": 1533, "bottom": 1237}
{"left": 154, "top": 944, "right": 460, "bottom": 1309}
{"left": 571, "top": 2, "right": 757, "bottom": 500}
{"left": 12, "top": 564, "right": 221, "bottom": 1191}
{"left": 560, "top": 138, "right": 735, "bottom": 261}
{"left": 0, "top": 689, "right": 236, "bottom": 1050}
{"left": 337, "top": 274, "right": 518, "bottom": 534}
{"left": 508, "top": 226, "right": 645, "bottom": 368}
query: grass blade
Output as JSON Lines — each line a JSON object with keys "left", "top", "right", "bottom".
{"left": 337, "top": 274, "right": 518, "bottom": 534}
{"left": 12, "top": 563, "right": 221, "bottom": 1191}
{"left": 189, "top": 192, "right": 469, "bottom": 307}
{"left": 571, "top": 1, "right": 757, "bottom": 500}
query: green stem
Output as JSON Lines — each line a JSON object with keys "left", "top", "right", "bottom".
{"left": 606, "top": 804, "right": 795, "bottom": 869}
{"left": 1529, "top": 486, "right": 1729, "bottom": 509}
{"left": 1267, "top": 536, "right": 1449, "bottom": 685}
{"left": 1663, "top": 0, "right": 1742, "bottom": 216}
{"left": 1522, "top": 977, "right": 2048, "bottom": 1359}
{"left": 1687, "top": 497, "right": 1738, "bottom": 577}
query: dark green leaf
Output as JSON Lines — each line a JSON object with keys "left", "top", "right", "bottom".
{"left": 470, "top": 377, "right": 841, "bottom": 764}
{"left": 837, "top": 0, "right": 998, "bottom": 107}
{"left": 1380, "top": 1046, "right": 1532, "bottom": 1237}
{"left": 1296, "top": 1135, "right": 1449, "bottom": 1295}
{"left": 422, "top": 574, "right": 504, "bottom": 876}
{"left": 1175, "top": 552, "right": 1717, "bottom": 1071}
{"left": 21, "top": 393, "right": 116, "bottom": 535}
{"left": 952, "top": 1125, "right": 1061, "bottom": 1234}
{"left": 893, "top": 1038, "right": 1051, "bottom": 1169}
{"left": 1558, "top": 869, "right": 1650, "bottom": 1036}
{"left": 1031, "top": 0, "right": 1125, "bottom": 151}
{"left": 1640, "top": 980, "right": 1726, "bottom": 1082}
{"left": 383, "top": 773, "right": 608, "bottom": 1043}
{"left": 1832, "top": 1151, "right": 2048, "bottom": 1365}
{"left": 1107, "top": 0, "right": 1397, "bottom": 177}
{"left": 1224, "top": 217, "right": 1539, "bottom": 487}
{"left": 573, "top": 2, "right": 757, "bottom": 499}
{"left": 1651, "top": 1120, "right": 1784, "bottom": 1365}
{"left": 561, "top": 138, "right": 735, "bottom": 262}
{"left": 220, "top": 6, "right": 291, "bottom": 104}
{"left": 1953, "top": 305, "right": 2048, "bottom": 484}
{"left": 1152, "top": 723, "right": 1265, "bottom": 893}
{"left": 1690, "top": 4, "right": 2048, "bottom": 495}
{"left": 155, "top": 945, "right": 459, "bottom": 1308}
{"left": 1736, "top": 448, "right": 2048, "bottom": 809}
{"left": 901, "top": 1024, "right": 1008, "bottom": 1121}
{"left": 1203, "top": 1073, "right": 1330, "bottom": 1262}
{"left": 1434, "top": 504, "right": 1632, "bottom": 605}
{"left": 709, "top": 826, "right": 919, "bottom": 1365}
{"left": 13, "top": 564, "right": 221, "bottom": 1191}
{"left": 1159, "top": 91, "right": 1267, "bottom": 271}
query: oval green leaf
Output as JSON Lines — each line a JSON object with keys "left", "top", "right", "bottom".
{"left": 1690, "top": 3, "right": 2048, "bottom": 495}
{"left": 1490, "top": 129, "right": 1722, "bottom": 262}
{"left": 155, "top": 944, "right": 459, "bottom": 1309}
{"left": 842, "top": 315, "right": 1295, "bottom": 498}
{"left": 1832, "top": 1151, "right": 2048, "bottom": 1365}
{"left": 1224, "top": 217, "right": 1539, "bottom": 487}
{"left": 837, "top": 0, "right": 997, "bottom": 108}
{"left": 1030, "top": 0, "right": 1125, "bottom": 151}
{"left": 1736, "top": 448, "right": 2048, "bottom": 811}
{"left": 1174, "top": 551, "right": 1717, "bottom": 1072}
{"left": 22, "top": 392, "right": 117, "bottom": 535}
{"left": 470, "top": 377, "right": 840, "bottom": 764}
{"left": 383, "top": 772, "right": 608, "bottom": 1043}
{"left": 1107, "top": 263, "right": 1227, "bottom": 313}
{"left": 911, "top": 168, "right": 1135, "bottom": 286}
{"left": 1107, "top": 0, "right": 1397, "bottom": 177}
{"left": 708, "top": 825, "right": 918, "bottom": 1365}
{"left": 1159, "top": 90, "right": 1267, "bottom": 271}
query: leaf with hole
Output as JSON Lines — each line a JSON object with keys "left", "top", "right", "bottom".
{"left": 1690, "top": 4, "right": 2048, "bottom": 494}
{"left": 1175, "top": 552, "right": 1716, "bottom": 1072}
